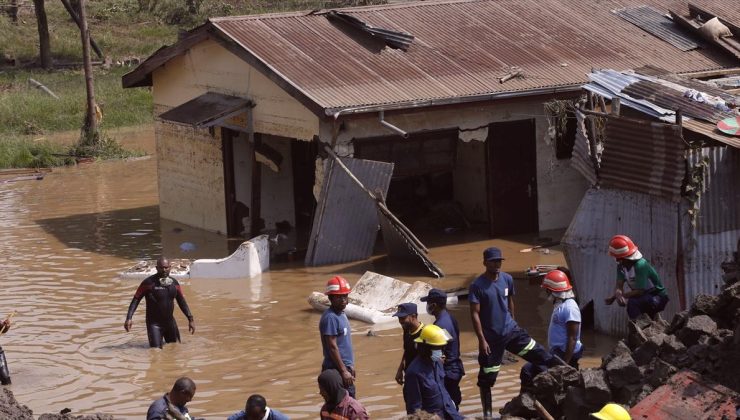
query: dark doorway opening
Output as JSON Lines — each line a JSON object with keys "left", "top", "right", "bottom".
{"left": 292, "top": 139, "right": 318, "bottom": 250}
{"left": 487, "top": 119, "right": 539, "bottom": 236}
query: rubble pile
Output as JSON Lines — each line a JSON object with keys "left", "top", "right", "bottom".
{"left": 501, "top": 245, "right": 740, "bottom": 419}
{"left": 0, "top": 388, "right": 112, "bottom": 420}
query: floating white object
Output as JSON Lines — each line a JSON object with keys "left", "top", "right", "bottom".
{"left": 190, "top": 235, "right": 270, "bottom": 279}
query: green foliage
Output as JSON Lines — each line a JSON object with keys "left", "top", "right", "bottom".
{"left": 69, "top": 130, "right": 144, "bottom": 160}
{"left": 0, "top": 138, "right": 74, "bottom": 168}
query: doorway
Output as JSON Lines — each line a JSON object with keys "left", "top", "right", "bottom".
{"left": 222, "top": 128, "right": 252, "bottom": 240}
{"left": 487, "top": 119, "right": 539, "bottom": 236}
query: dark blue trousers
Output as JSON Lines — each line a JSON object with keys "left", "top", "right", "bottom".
{"left": 477, "top": 326, "right": 554, "bottom": 388}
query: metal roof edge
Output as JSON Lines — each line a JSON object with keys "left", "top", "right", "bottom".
{"left": 324, "top": 83, "right": 583, "bottom": 117}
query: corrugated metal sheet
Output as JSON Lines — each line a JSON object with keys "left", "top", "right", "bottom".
{"left": 563, "top": 188, "right": 682, "bottom": 335}
{"left": 570, "top": 111, "right": 598, "bottom": 185}
{"left": 681, "top": 147, "right": 740, "bottom": 303}
{"left": 600, "top": 116, "right": 685, "bottom": 201}
{"left": 614, "top": 6, "right": 700, "bottom": 51}
{"left": 623, "top": 80, "right": 735, "bottom": 123}
{"left": 305, "top": 157, "right": 393, "bottom": 266}
{"left": 195, "top": 0, "right": 736, "bottom": 113}
{"left": 157, "top": 92, "right": 251, "bottom": 126}
{"left": 377, "top": 204, "right": 445, "bottom": 277}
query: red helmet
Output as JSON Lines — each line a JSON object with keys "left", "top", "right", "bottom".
{"left": 608, "top": 235, "right": 638, "bottom": 259}
{"left": 541, "top": 270, "right": 573, "bottom": 292}
{"left": 325, "top": 276, "right": 351, "bottom": 295}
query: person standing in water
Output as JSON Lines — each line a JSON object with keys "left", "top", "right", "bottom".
{"left": 319, "top": 276, "right": 356, "bottom": 397}
{"left": 124, "top": 257, "right": 195, "bottom": 348}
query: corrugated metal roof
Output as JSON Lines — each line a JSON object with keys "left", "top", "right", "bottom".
{"left": 563, "top": 188, "right": 682, "bottom": 335}
{"left": 305, "top": 157, "right": 393, "bottom": 266}
{"left": 681, "top": 147, "right": 740, "bottom": 303}
{"left": 623, "top": 80, "right": 735, "bottom": 123}
{"left": 125, "top": 0, "right": 739, "bottom": 113}
{"left": 614, "top": 6, "right": 700, "bottom": 51}
{"left": 600, "top": 116, "right": 685, "bottom": 201}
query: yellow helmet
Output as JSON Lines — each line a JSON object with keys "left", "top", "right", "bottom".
{"left": 414, "top": 324, "right": 452, "bottom": 346}
{"left": 590, "top": 403, "right": 631, "bottom": 420}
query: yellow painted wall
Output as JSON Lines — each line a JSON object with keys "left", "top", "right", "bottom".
{"left": 151, "top": 38, "right": 319, "bottom": 141}
{"left": 155, "top": 119, "right": 227, "bottom": 234}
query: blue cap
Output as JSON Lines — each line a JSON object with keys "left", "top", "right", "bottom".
{"left": 483, "top": 247, "right": 505, "bottom": 261}
{"left": 392, "top": 303, "right": 417, "bottom": 318}
{"left": 420, "top": 288, "right": 447, "bottom": 302}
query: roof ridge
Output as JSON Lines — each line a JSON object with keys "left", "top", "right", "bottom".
{"left": 209, "top": 0, "right": 488, "bottom": 22}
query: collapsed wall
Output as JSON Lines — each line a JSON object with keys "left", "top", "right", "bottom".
{"left": 501, "top": 244, "right": 740, "bottom": 419}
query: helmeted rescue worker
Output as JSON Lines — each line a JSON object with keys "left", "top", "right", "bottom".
{"left": 319, "top": 276, "right": 356, "bottom": 398}
{"left": 421, "top": 288, "right": 464, "bottom": 409}
{"left": 590, "top": 403, "right": 631, "bottom": 420}
{"left": 520, "top": 269, "right": 583, "bottom": 387}
{"left": 403, "top": 324, "right": 463, "bottom": 420}
{"left": 124, "top": 257, "right": 195, "bottom": 348}
{"left": 605, "top": 235, "right": 669, "bottom": 320}
{"left": 470, "top": 247, "right": 556, "bottom": 419}
{"left": 393, "top": 303, "right": 424, "bottom": 385}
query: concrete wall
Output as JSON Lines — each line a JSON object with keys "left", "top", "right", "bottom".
{"left": 155, "top": 121, "right": 227, "bottom": 234}
{"left": 151, "top": 39, "right": 319, "bottom": 141}
{"left": 260, "top": 135, "right": 295, "bottom": 230}
{"left": 320, "top": 96, "right": 589, "bottom": 232}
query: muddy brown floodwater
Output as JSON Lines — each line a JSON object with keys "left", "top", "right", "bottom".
{"left": 0, "top": 126, "right": 616, "bottom": 419}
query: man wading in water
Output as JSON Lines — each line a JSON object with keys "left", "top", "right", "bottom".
{"left": 124, "top": 257, "right": 195, "bottom": 348}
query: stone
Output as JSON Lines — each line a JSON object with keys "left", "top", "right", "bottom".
{"left": 634, "top": 313, "right": 654, "bottom": 329}
{"left": 581, "top": 368, "right": 611, "bottom": 407}
{"left": 690, "top": 294, "right": 720, "bottom": 317}
{"left": 615, "top": 383, "right": 654, "bottom": 406}
{"left": 605, "top": 353, "right": 641, "bottom": 388}
{"left": 687, "top": 343, "right": 709, "bottom": 363}
{"left": 659, "top": 334, "right": 687, "bottom": 364}
{"left": 628, "top": 320, "right": 648, "bottom": 349}
{"left": 666, "top": 310, "right": 689, "bottom": 335}
{"left": 649, "top": 359, "right": 678, "bottom": 388}
{"left": 0, "top": 388, "right": 33, "bottom": 420}
{"left": 548, "top": 364, "right": 581, "bottom": 388}
{"left": 633, "top": 333, "right": 665, "bottom": 366}
{"left": 678, "top": 315, "right": 718, "bottom": 347}
{"left": 532, "top": 372, "right": 560, "bottom": 402}
{"left": 601, "top": 340, "right": 631, "bottom": 369}
{"left": 563, "top": 387, "right": 600, "bottom": 420}
{"left": 499, "top": 392, "right": 538, "bottom": 418}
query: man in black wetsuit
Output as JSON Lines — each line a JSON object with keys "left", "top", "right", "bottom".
{"left": 124, "top": 257, "right": 195, "bottom": 348}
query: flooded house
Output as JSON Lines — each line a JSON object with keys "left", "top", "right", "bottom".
{"left": 122, "top": 0, "right": 737, "bottom": 267}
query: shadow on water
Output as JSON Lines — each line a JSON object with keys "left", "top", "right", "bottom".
{"left": 35, "top": 205, "right": 163, "bottom": 261}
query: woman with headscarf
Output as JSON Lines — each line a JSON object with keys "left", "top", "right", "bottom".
{"left": 318, "top": 369, "right": 369, "bottom": 420}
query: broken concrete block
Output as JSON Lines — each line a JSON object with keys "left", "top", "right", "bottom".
{"left": 605, "top": 353, "right": 641, "bottom": 388}
{"left": 633, "top": 333, "right": 665, "bottom": 366}
{"left": 548, "top": 364, "right": 581, "bottom": 388}
{"left": 601, "top": 340, "right": 631, "bottom": 369}
{"left": 678, "top": 315, "right": 718, "bottom": 347}
{"left": 499, "top": 392, "right": 538, "bottom": 418}
{"left": 690, "top": 294, "right": 719, "bottom": 317}
{"left": 615, "top": 383, "right": 654, "bottom": 406}
{"left": 648, "top": 359, "right": 678, "bottom": 388}
{"left": 532, "top": 372, "right": 560, "bottom": 402}
{"left": 634, "top": 313, "right": 654, "bottom": 329}
{"left": 628, "top": 320, "right": 648, "bottom": 349}
{"left": 660, "top": 335, "right": 686, "bottom": 356}
{"left": 563, "top": 387, "right": 600, "bottom": 420}
{"left": 581, "top": 368, "right": 611, "bottom": 407}
{"left": 687, "top": 343, "right": 710, "bottom": 363}
{"left": 666, "top": 310, "right": 689, "bottom": 335}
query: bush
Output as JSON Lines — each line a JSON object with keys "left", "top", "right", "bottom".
{"left": 0, "top": 139, "right": 73, "bottom": 168}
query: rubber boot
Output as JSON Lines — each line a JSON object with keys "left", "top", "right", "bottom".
{"left": 479, "top": 386, "right": 492, "bottom": 419}
{"left": 0, "top": 347, "right": 10, "bottom": 385}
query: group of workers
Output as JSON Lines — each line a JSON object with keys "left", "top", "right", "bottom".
{"left": 122, "top": 234, "right": 666, "bottom": 419}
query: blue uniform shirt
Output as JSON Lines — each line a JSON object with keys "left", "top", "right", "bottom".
{"left": 319, "top": 307, "right": 354, "bottom": 370}
{"left": 147, "top": 394, "right": 188, "bottom": 420}
{"left": 469, "top": 273, "right": 516, "bottom": 340}
{"left": 433, "top": 310, "right": 464, "bottom": 380}
{"left": 403, "top": 357, "right": 463, "bottom": 420}
{"left": 548, "top": 298, "right": 582, "bottom": 354}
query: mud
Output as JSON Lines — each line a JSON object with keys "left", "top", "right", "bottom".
{"left": 0, "top": 125, "right": 616, "bottom": 418}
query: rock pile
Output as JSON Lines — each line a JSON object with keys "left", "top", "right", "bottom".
{"left": 0, "top": 387, "right": 112, "bottom": 420}
{"left": 501, "top": 242, "right": 740, "bottom": 419}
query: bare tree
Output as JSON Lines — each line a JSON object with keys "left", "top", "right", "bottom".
{"left": 77, "top": 0, "right": 98, "bottom": 142}
{"left": 33, "top": 0, "right": 52, "bottom": 68}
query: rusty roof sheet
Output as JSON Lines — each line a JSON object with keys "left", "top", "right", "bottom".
{"left": 614, "top": 6, "right": 700, "bottom": 51}
{"left": 600, "top": 116, "right": 686, "bottom": 201}
{"left": 125, "top": 0, "right": 739, "bottom": 114}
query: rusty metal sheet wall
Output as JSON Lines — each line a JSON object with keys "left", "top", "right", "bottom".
{"left": 563, "top": 188, "right": 681, "bottom": 335}
{"left": 209, "top": 0, "right": 736, "bottom": 112}
{"left": 681, "top": 147, "right": 740, "bottom": 302}
{"left": 600, "top": 116, "right": 685, "bottom": 201}
{"left": 305, "top": 157, "right": 393, "bottom": 266}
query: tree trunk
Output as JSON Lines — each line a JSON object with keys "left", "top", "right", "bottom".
{"left": 78, "top": 0, "right": 98, "bottom": 141}
{"left": 33, "top": 0, "right": 52, "bottom": 69}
